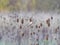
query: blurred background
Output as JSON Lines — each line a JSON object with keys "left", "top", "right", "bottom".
{"left": 0, "top": 0, "right": 60, "bottom": 12}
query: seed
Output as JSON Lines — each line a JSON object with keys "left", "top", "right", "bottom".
{"left": 38, "top": 30, "right": 40, "bottom": 32}
{"left": 48, "top": 23, "right": 50, "bottom": 27}
{"left": 40, "top": 23, "right": 42, "bottom": 27}
{"left": 22, "top": 33, "right": 24, "bottom": 37}
{"left": 55, "top": 38, "right": 57, "bottom": 40}
{"left": 39, "top": 26, "right": 40, "bottom": 28}
{"left": 51, "top": 16, "right": 53, "bottom": 20}
{"left": 21, "top": 19, "right": 24, "bottom": 24}
{"left": 33, "top": 32, "right": 35, "bottom": 34}
{"left": 20, "top": 25, "right": 22, "bottom": 29}
{"left": 17, "top": 19, "right": 19, "bottom": 22}
{"left": 30, "top": 33, "right": 32, "bottom": 35}
{"left": 36, "top": 25, "right": 38, "bottom": 28}
{"left": 36, "top": 38, "right": 38, "bottom": 41}
{"left": 46, "top": 18, "right": 50, "bottom": 27}
{"left": 46, "top": 18, "right": 50, "bottom": 23}
{"left": 30, "top": 18, "right": 32, "bottom": 22}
